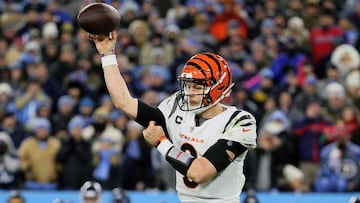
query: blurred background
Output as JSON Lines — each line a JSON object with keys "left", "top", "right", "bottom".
{"left": 1, "top": 0, "right": 360, "bottom": 202}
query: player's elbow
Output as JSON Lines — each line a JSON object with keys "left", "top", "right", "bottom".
{"left": 187, "top": 170, "right": 213, "bottom": 183}
{"left": 187, "top": 158, "right": 217, "bottom": 183}
{"left": 112, "top": 97, "right": 134, "bottom": 110}
{"left": 112, "top": 99, "right": 125, "bottom": 109}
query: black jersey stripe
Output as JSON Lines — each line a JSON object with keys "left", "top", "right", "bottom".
{"left": 222, "top": 110, "right": 242, "bottom": 133}
{"left": 234, "top": 114, "right": 255, "bottom": 127}
{"left": 238, "top": 122, "right": 254, "bottom": 127}
{"left": 239, "top": 115, "right": 251, "bottom": 121}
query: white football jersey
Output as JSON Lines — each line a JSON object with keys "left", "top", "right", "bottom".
{"left": 158, "top": 93, "right": 257, "bottom": 203}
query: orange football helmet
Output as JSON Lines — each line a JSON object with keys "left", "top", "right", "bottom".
{"left": 177, "top": 52, "right": 234, "bottom": 113}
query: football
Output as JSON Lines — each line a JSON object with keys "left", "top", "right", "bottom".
{"left": 77, "top": 2, "right": 120, "bottom": 35}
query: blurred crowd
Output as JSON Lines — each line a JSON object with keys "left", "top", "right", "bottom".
{"left": 0, "top": 0, "right": 360, "bottom": 195}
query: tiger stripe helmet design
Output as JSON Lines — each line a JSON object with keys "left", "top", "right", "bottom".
{"left": 178, "top": 52, "right": 234, "bottom": 113}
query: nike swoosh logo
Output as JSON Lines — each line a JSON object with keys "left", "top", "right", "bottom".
{"left": 242, "top": 128, "right": 251, "bottom": 132}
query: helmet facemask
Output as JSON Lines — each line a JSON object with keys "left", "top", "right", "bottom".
{"left": 177, "top": 73, "right": 233, "bottom": 114}
{"left": 178, "top": 77, "right": 211, "bottom": 114}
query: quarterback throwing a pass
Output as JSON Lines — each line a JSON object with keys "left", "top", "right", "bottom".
{"left": 90, "top": 32, "right": 257, "bottom": 203}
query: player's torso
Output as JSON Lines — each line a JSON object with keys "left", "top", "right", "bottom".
{"left": 167, "top": 107, "right": 233, "bottom": 155}
{"left": 159, "top": 96, "right": 246, "bottom": 202}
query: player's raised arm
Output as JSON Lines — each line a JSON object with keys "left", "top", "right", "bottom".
{"left": 89, "top": 31, "right": 138, "bottom": 119}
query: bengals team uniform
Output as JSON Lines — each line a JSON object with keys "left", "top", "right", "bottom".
{"left": 133, "top": 52, "right": 257, "bottom": 203}
{"left": 153, "top": 93, "right": 256, "bottom": 203}
{"left": 95, "top": 28, "right": 256, "bottom": 203}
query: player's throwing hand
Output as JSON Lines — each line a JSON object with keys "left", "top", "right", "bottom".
{"left": 88, "top": 31, "right": 116, "bottom": 55}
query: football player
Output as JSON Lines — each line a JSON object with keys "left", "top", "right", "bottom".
{"left": 7, "top": 190, "right": 25, "bottom": 203}
{"left": 90, "top": 32, "right": 257, "bottom": 203}
{"left": 79, "top": 181, "right": 102, "bottom": 203}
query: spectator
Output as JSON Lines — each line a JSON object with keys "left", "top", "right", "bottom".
{"left": 150, "top": 147, "right": 176, "bottom": 191}
{"left": 283, "top": 16, "right": 310, "bottom": 52}
{"left": 250, "top": 40, "right": 272, "bottom": 69}
{"left": 0, "top": 132, "right": 19, "bottom": 189}
{"left": 317, "top": 62, "right": 341, "bottom": 98}
{"left": 264, "top": 34, "right": 280, "bottom": 60}
{"left": 0, "top": 82, "right": 15, "bottom": 118}
{"left": 34, "top": 100, "right": 52, "bottom": 121}
{"left": 65, "top": 81, "right": 86, "bottom": 110}
{"left": 86, "top": 107, "right": 124, "bottom": 154}
{"left": 322, "top": 82, "right": 349, "bottom": 123}
{"left": 77, "top": 97, "right": 95, "bottom": 127}
{"left": 14, "top": 78, "right": 51, "bottom": 125}
{"left": 270, "top": 37, "right": 307, "bottom": 86}
{"left": 52, "top": 95, "right": 75, "bottom": 140}
{"left": 121, "top": 120, "right": 152, "bottom": 190}
{"left": 309, "top": 9, "right": 344, "bottom": 78}
{"left": 281, "top": 164, "right": 309, "bottom": 192}
{"left": 112, "top": 187, "right": 131, "bottom": 203}
{"left": 0, "top": 112, "right": 27, "bottom": 149}
{"left": 98, "top": 94, "right": 113, "bottom": 113}
{"left": 232, "top": 85, "right": 260, "bottom": 122}
{"left": 92, "top": 136, "right": 120, "bottom": 189}
{"left": 209, "top": 0, "right": 248, "bottom": 42}
{"left": 56, "top": 116, "right": 92, "bottom": 190}
{"left": 8, "top": 63, "right": 26, "bottom": 99}
{"left": 49, "top": 44, "right": 77, "bottom": 86}
{"left": 111, "top": 110, "right": 129, "bottom": 134}
{"left": 141, "top": 32, "right": 174, "bottom": 67}
{"left": 277, "top": 67, "right": 303, "bottom": 98}
{"left": 293, "top": 74, "right": 322, "bottom": 115}
{"left": 250, "top": 67, "right": 277, "bottom": 110}
{"left": 293, "top": 99, "right": 332, "bottom": 189}
{"left": 35, "top": 62, "right": 64, "bottom": 102}
{"left": 165, "top": 0, "right": 187, "bottom": 25}
{"left": 242, "top": 189, "right": 259, "bottom": 203}
{"left": 189, "top": 12, "right": 217, "bottom": 52}
{"left": 344, "top": 70, "right": 360, "bottom": 117}
{"left": 177, "top": 0, "right": 203, "bottom": 30}
{"left": 277, "top": 90, "right": 303, "bottom": 122}
{"left": 256, "top": 110, "right": 295, "bottom": 191}
{"left": 118, "top": 0, "right": 140, "bottom": 29}
{"left": 18, "top": 118, "right": 60, "bottom": 190}
{"left": 314, "top": 121, "right": 360, "bottom": 192}
{"left": 303, "top": 0, "right": 321, "bottom": 30}
{"left": 227, "top": 34, "right": 249, "bottom": 66}
{"left": 254, "top": 18, "right": 277, "bottom": 44}
{"left": 338, "top": 15, "right": 359, "bottom": 46}
{"left": 297, "top": 61, "right": 316, "bottom": 87}
{"left": 128, "top": 20, "right": 151, "bottom": 66}
{"left": 264, "top": 0, "right": 283, "bottom": 18}
{"left": 330, "top": 44, "right": 360, "bottom": 81}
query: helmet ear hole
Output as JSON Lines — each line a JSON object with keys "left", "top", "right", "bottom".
{"left": 210, "top": 78, "right": 216, "bottom": 85}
